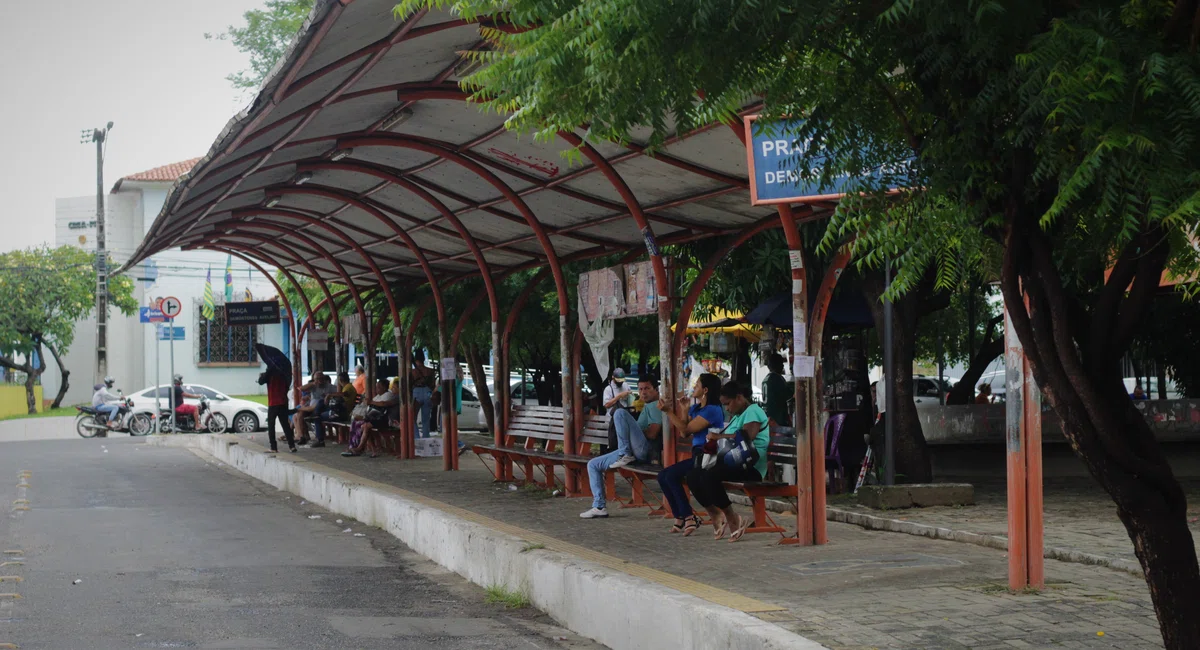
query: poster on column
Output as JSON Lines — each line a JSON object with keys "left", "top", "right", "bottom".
{"left": 622, "top": 261, "right": 659, "bottom": 316}
{"left": 308, "top": 329, "right": 329, "bottom": 352}
{"left": 579, "top": 267, "right": 625, "bottom": 322}
{"left": 440, "top": 359, "right": 457, "bottom": 382}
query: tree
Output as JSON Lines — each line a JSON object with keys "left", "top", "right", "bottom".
{"left": 207, "top": 0, "right": 314, "bottom": 92}
{"left": 395, "top": 1, "right": 1200, "bottom": 644}
{"left": 0, "top": 247, "right": 136, "bottom": 412}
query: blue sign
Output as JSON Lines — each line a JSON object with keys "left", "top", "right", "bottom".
{"left": 142, "top": 259, "right": 158, "bottom": 289}
{"left": 157, "top": 325, "right": 185, "bottom": 341}
{"left": 744, "top": 116, "right": 909, "bottom": 205}
{"left": 139, "top": 307, "right": 166, "bottom": 323}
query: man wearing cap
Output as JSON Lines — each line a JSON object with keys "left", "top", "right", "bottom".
{"left": 602, "top": 368, "right": 633, "bottom": 416}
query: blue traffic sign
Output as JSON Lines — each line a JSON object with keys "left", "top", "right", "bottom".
{"left": 139, "top": 307, "right": 166, "bottom": 323}
{"left": 743, "top": 115, "right": 909, "bottom": 205}
{"left": 157, "top": 325, "right": 185, "bottom": 341}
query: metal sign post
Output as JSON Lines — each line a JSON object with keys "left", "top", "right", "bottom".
{"left": 161, "top": 297, "right": 182, "bottom": 434}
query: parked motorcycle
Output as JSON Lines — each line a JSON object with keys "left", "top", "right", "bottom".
{"left": 158, "top": 395, "right": 226, "bottom": 433}
{"left": 75, "top": 395, "right": 153, "bottom": 438}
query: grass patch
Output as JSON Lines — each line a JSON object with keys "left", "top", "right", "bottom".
{"left": 232, "top": 394, "right": 269, "bottom": 406}
{"left": 485, "top": 584, "right": 530, "bottom": 609}
{"left": 0, "top": 406, "right": 79, "bottom": 422}
{"left": 976, "top": 583, "right": 1047, "bottom": 596}
{"left": 520, "top": 542, "right": 546, "bottom": 553}
{"left": 520, "top": 483, "right": 555, "bottom": 499}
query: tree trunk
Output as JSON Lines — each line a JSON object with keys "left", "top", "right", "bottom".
{"left": 43, "top": 339, "right": 70, "bottom": 409}
{"left": 465, "top": 342, "right": 494, "bottom": 435}
{"left": 1002, "top": 217, "right": 1200, "bottom": 649}
{"left": 0, "top": 354, "right": 36, "bottom": 413}
{"left": 1156, "top": 365, "right": 1168, "bottom": 400}
{"left": 862, "top": 270, "right": 934, "bottom": 482}
{"left": 946, "top": 318, "right": 1004, "bottom": 405}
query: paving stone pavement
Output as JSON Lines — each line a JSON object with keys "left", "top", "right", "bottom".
{"left": 244, "top": 432, "right": 1169, "bottom": 649}
{"left": 831, "top": 477, "right": 1200, "bottom": 567}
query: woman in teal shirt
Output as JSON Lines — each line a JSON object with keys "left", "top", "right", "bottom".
{"left": 685, "top": 380, "right": 769, "bottom": 542}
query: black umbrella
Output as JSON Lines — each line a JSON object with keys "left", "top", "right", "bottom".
{"left": 744, "top": 292, "right": 793, "bottom": 328}
{"left": 255, "top": 343, "right": 292, "bottom": 378}
{"left": 745, "top": 291, "right": 875, "bottom": 329}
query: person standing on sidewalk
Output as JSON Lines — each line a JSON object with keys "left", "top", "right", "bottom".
{"left": 263, "top": 370, "right": 296, "bottom": 453}
{"left": 762, "top": 353, "right": 791, "bottom": 427}
{"left": 579, "top": 377, "right": 664, "bottom": 519}
{"left": 411, "top": 349, "right": 436, "bottom": 438}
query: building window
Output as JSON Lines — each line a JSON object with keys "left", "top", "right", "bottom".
{"left": 196, "top": 305, "right": 260, "bottom": 366}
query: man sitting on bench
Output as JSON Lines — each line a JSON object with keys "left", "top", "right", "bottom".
{"left": 579, "top": 378, "right": 663, "bottom": 519}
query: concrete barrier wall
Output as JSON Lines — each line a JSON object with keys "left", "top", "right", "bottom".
{"left": 152, "top": 435, "right": 822, "bottom": 650}
{"left": 919, "top": 399, "right": 1200, "bottom": 445}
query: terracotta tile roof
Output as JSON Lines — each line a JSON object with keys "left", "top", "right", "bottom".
{"left": 122, "top": 158, "right": 201, "bottom": 182}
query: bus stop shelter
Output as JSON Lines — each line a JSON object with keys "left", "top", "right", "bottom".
{"left": 121, "top": 0, "right": 930, "bottom": 551}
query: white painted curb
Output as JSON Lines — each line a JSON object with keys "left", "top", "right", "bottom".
{"left": 148, "top": 435, "right": 824, "bottom": 650}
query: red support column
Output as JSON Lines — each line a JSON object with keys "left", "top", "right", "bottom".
{"left": 1005, "top": 299, "right": 1045, "bottom": 589}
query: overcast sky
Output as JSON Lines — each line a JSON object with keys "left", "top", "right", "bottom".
{"left": 0, "top": 0, "right": 268, "bottom": 253}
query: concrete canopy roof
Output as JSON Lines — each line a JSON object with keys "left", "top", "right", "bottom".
{"left": 122, "top": 0, "right": 817, "bottom": 292}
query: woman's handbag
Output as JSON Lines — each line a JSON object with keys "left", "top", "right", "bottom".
{"left": 700, "top": 430, "right": 759, "bottom": 471}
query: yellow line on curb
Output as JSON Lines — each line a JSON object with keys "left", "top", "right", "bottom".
{"left": 0, "top": 594, "right": 20, "bottom": 600}
{"left": 0, "top": 642, "right": 19, "bottom": 649}
{"left": 0, "top": 562, "right": 24, "bottom": 568}
{"left": 11, "top": 500, "right": 28, "bottom": 505}
{"left": 0, "top": 577, "right": 22, "bottom": 583}
{"left": 269, "top": 445, "right": 785, "bottom": 614}
{"left": 1, "top": 551, "right": 21, "bottom": 555}
{"left": 9, "top": 507, "right": 27, "bottom": 512}
{"left": 15, "top": 484, "right": 29, "bottom": 489}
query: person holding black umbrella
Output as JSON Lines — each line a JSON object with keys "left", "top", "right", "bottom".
{"left": 256, "top": 344, "right": 297, "bottom": 453}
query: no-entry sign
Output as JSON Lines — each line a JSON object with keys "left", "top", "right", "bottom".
{"left": 161, "top": 296, "right": 183, "bottom": 320}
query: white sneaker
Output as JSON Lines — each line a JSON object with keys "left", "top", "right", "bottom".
{"left": 609, "top": 455, "right": 637, "bottom": 469}
{"left": 579, "top": 508, "right": 609, "bottom": 519}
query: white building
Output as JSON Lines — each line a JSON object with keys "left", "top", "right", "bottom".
{"left": 48, "top": 159, "right": 287, "bottom": 405}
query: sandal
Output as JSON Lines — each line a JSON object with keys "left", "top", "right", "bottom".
{"left": 681, "top": 515, "right": 703, "bottom": 537}
{"left": 341, "top": 451, "right": 361, "bottom": 457}
{"left": 712, "top": 517, "right": 728, "bottom": 541}
{"left": 669, "top": 518, "right": 686, "bottom": 534}
{"left": 367, "top": 453, "right": 379, "bottom": 459}
{"left": 729, "top": 516, "right": 751, "bottom": 543}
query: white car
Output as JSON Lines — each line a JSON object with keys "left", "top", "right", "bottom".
{"left": 128, "top": 384, "right": 270, "bottom": 433}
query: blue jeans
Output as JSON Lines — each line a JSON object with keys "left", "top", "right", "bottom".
{"left": 587, "top": 410, "right": 651, "bottom": 509}
{"left": 96, "top": 403, "right": 121, "bottom": 424}
{"left": 657, "top": 456, "right": 696, "bottom": 519}
{"left": 413, "top": 387, "right": 433, "bottom": 438}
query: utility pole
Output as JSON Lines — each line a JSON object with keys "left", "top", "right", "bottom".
{"left": 81, "top": 122, "right": 113, "bottom": 384}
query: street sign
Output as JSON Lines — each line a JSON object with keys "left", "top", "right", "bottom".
{"left": 743, "top": 115, "right": 909, "bottom": 205}
{"left": 224, "top": 300, "right": 281, "bottom": 326}
{"left": 156, "top": 325, "right": 185, "bottom": 341}
{"left": 139, "top": 307, "right": 166, "bottom": 323}
{"left": 307, "top": 329, "right": 329, "bottom": 352}
{"left": 161, "top": 296, "right": 183, "bottom": 320}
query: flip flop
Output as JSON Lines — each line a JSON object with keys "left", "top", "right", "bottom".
{"left": 729, "top": 517, "right": 751, "bottom": 543}
{"left": 712, "top": 518, "right": 728, "bottom": 541}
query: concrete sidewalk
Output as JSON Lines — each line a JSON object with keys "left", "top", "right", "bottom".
{"left": 0, "top": 416, "right": 79, "bottom": 443}
{"left": 827, "top": 477, "right": 1200, "bottom": 577}
{"left": 163, "top": 432, "right": 1166, "bottom": 649}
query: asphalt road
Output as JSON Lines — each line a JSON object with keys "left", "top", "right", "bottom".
{"left": 0, "top": 437, "right": 604, "bottom": 650}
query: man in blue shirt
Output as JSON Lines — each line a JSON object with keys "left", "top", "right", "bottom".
{"left": 580, "top": 378, "right": 664, "bottom": 519}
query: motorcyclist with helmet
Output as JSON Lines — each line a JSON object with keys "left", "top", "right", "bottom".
{"left": 92, "top": 376, "right": 122, "bottom": 430}
{"left": 172, "top": 374, "right": 202, "bottom": 429}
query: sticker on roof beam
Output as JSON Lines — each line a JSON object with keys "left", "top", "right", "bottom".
{"left": 642, "top": 228, "right": 660, "bottom": 257}
{"left": 486, "top": 148, "right": 560, "bottom": 178}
